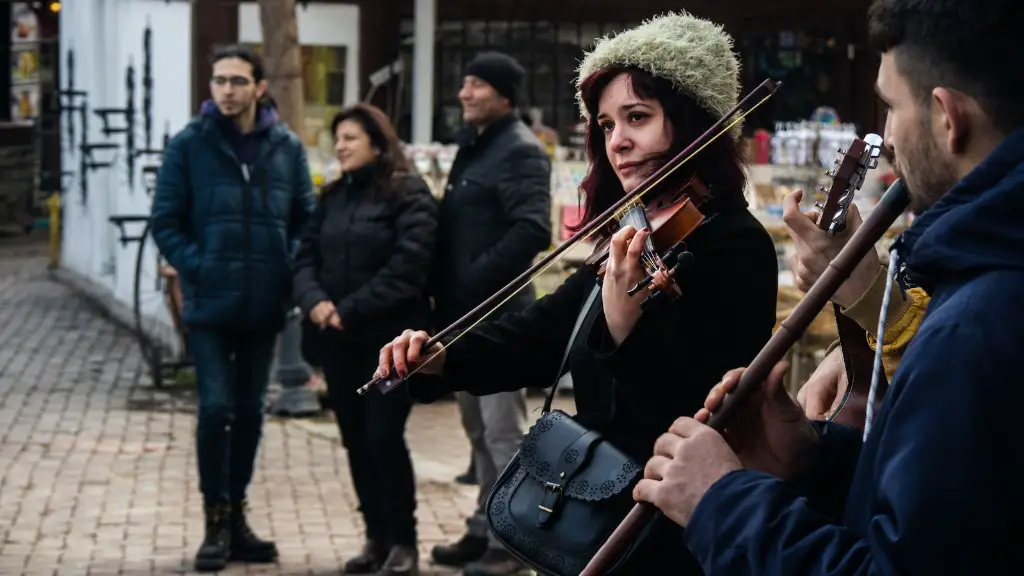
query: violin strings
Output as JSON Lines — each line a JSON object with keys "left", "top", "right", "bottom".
{"left": 618, "top": 203, "right": 660, "bottom": 272}
{"left": 388, "top": 89, "right": 776, "bottom": 384}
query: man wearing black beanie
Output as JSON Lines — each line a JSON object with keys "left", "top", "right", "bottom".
{"left": 425, "top": 50, "right": 551, "bottom": 576}
{"left": 461, "top": 51, "right": 525, "bottom": 109}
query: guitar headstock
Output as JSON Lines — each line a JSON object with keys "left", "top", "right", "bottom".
{"left": 814, "top": 133, "right": 885, "bottom": 236}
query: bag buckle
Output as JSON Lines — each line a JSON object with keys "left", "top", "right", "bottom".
{"left": 536, "top": 477, "right": 564, "bottom": 527}
{"left": 539, "top": 481, "right": 563, "bottom": 512}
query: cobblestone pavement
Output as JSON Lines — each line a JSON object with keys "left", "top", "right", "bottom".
{"left": 0, "top": 252, "right": 572, "bottom": 575}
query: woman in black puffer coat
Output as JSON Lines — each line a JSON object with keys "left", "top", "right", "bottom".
{"left": 292, "top": 103, "right": 437, "bottom": 576}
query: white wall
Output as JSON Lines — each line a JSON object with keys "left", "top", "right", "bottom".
{"left": 237, "top": 2, "right": 360, "bottom": 106}
{"left": 59, "top": 0, "right": 192, "bottom": 346}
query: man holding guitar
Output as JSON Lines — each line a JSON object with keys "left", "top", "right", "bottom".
{"left": 632, "top": 0, "right": 1024, "bottom": 573}
{"left": 783, "top": 189, "right": 930, "bottom": 419}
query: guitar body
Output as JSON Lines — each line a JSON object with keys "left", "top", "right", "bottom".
{"left": 829, "top": 305, "right": 889, "bottom": 428}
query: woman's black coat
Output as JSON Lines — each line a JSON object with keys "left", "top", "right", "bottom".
{"left": 292, "top": 167, "right": 439, "bottom": 361}
{"left": 408, "top": 202, "right": 779, "bottom": 573}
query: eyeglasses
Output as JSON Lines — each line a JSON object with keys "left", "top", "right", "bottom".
{"left": 211, "top": 75, "right": 252, "bottom": 87}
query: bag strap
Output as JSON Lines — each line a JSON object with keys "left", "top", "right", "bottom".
{"left": 543, "top": 284, "right": 601, "bottom": 414}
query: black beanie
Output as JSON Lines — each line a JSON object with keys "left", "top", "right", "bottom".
{"left": 464, "top": 51, "right": 525, "bottom": 107}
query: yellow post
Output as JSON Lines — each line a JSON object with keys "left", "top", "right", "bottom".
{"left": 47, "top": 192, "right": 61, "bottom": 269}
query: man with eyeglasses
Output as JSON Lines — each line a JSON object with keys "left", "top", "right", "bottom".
{"left": 150, "top": 44, "right": 316, "bottom": 572}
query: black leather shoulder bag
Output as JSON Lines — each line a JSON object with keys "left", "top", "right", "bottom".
{"left": 485, "top": 285, "right": 657, "bottom": 576}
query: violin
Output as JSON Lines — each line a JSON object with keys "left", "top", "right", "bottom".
{"left": 584, "top": 173, "right": 711, "bottom": 310}
{"left": 357, "top": 77, "right": 783, "bottom": 397}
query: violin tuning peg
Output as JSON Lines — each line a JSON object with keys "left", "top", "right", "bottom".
{"left": 669, "top": 253, "right": 695, "bottom": 278}
{"left": 658, "top": 242, "right": 690, "bottom": 270}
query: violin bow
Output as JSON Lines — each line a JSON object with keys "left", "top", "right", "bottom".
{"left": 358, "top": 78, "right": 783, "bottom": 396}
{"left": 579, "top": 178, "right": 910, "bottom": 575}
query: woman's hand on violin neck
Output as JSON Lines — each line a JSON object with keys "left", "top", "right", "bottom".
{"left": 603, "top": 225, "right": 651, "bottom": 345}
{"left": 377, "top": 329, "right": 446, "bottom": 380}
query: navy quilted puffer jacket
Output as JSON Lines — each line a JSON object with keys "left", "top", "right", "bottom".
{"left": 150, "top": 101, "right": 317, "bottom": 334}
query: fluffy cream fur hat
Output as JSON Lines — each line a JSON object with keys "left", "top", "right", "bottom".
{"left": 575, "top": 11, "right": 743, "bottom": 139}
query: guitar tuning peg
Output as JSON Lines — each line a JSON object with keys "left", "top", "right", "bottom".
{"left": 814, "top": 201, "right": 825, "bottom": 210}
{"left": 837, "top": 147, "right": 847, "bottom": 155}
{"left": 833, "top": 156, "right": 841, "bottom": 165}
{"left": 825, "top": 169, "right": 836, "bottom": 178}
{"left": 818, "top": 184, "right": 828, "bottom": 192}
{"left": 867, "top": 158, "right": 879, "bottom": 169}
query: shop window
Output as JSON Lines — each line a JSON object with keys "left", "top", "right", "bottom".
{"left": 737, "top": 30, "right": 847, "bottom": 133}
{"left": 241, "top": 43, "right": 347, "bottom": 150}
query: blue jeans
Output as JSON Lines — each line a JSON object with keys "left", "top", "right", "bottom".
{"left": 189, "top": 328, "right": 278, "bottom": 506}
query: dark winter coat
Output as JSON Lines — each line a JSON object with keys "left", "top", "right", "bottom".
{"left": 685, "top": 127, "right": 1024, "bottom": 575}
{"left": 149, "top": 101, "right": 317, "bottom": 334}
{"left": 431, "top": 113, "right": 553, "bottom": 327}
{"left": 409, "top": 202, "right": 780, "bottom": 574}
{"left": 292, "top": 164, "right": 438, "bottom": 359}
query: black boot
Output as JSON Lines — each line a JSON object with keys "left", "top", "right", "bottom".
{"left": 229, "top": 500, "right": 278, "bottom": 563}
{"left": 430, "top": 533, "right": 488, "bottom": 567}
{"left": 377, "top": 544, "right": 419, "bottom": 576}
{"left": 194, "top": 504, "right": 231, "bottom": 572}
{"left": 462, "top": 549, "right": 527, "bottom": 576}
{"left": 344, "top": 540, "right": 388, "bottom": 574}
{"left": 455, "top": 459, "right": 477, "bottom": 485}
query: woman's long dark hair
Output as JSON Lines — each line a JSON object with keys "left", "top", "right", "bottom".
{"left": 327, "top": 103, "right": 413, "bottom": 198}
{"left": 571, "top": 66, "right": 747, "bottom": 232}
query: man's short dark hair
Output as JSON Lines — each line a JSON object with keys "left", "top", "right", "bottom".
{"left": 210, "top": 44, "right": 264, "bottom": 83}
{"left": 868, "top": 0, "right": 1023, "bottom": 135}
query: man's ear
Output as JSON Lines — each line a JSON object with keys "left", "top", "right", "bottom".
{"left": 256, "top": 78, "right": 269, "bottom": 99}
{"left": 931, "top": 87, "right": 968, "bottom": 155}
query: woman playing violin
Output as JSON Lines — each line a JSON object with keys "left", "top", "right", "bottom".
{"left": 379, "top": 12, "right": 778, "bottom": 574}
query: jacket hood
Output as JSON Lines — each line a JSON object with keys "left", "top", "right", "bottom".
{"left": 199, "top": 99, "right": 279, "bottom": 132}
{"left": 901, "top": 127, "right": 1024, "bottom": 290}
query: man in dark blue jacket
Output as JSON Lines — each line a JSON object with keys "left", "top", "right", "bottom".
{"left": 632, "top": 1, "right": 1024, "bottom": 573}
{"left": 150, "top": 45, "right": 316, "bottom": 572}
